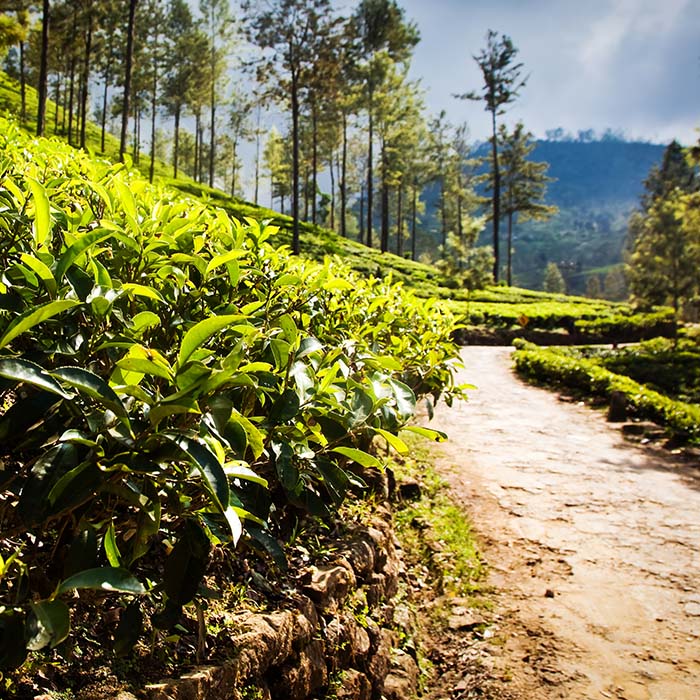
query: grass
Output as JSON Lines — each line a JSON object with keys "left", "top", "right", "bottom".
{"left": 392, "top": 439, "right": 485, "bottom": 601}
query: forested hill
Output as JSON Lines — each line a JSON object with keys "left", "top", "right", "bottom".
{"left": 479, "top": 138, "right": 666, "bottom": 295}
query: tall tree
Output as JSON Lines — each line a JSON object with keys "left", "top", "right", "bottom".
{"left": 455, "top": 30, "right": 527, "bottom": 282}
{"left": 243, "top": 0, "right": 337, "bottom": 255}
{"left": 119, "top": 0, "right": 138, "bottom": 161}
{"left": 35, "top": 0, "right": 49, "bottom": 135}
{"left": 497, "top": 121, "right": 557, "bottom": 286}
{"left": 350, "top": 0, "right": 418, "bottom": 248}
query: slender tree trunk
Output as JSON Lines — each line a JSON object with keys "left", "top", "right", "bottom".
{"left": 303, "top": 166, "right": 310, "bottom": 222}
{"left": 340, "top": 110, "right": 347, "bottom": 237}
{"left": 380, "top": 146, "right": 389, "bottom": 253}
{"left": 209, "top": 88, "right": 216, "bottom": 187}
{"left": 411, "top": 181, "right": 417, "bottom": 261}
{"left": 194, "top": 111, "right": 200, "bottom": 180}
{"left": 120, "top": 0, "right": 139, "bottom": 162}
{"left": 61, "top": 63, "right": 68, "bottom": 133}
{"left": 19, "top": 40, "right": 26, "bottom": 124}
{"left": 440, "top": 174, "right": 447, "bottom": 255}
{"left": 149, "top": 22, "right": 159, "bottom": 184}
{"left": 67, "top": 56, "right": 75, "bottom": 144}
{"left": 254, "top": 105, "right": 261, "bottom": 204}
{"left": 359, "top": 184, "right": 365, "bottom": 243}
{"left": 173, "top": 105, "right": 181, "bottom": 178}
{"left": 329, "top": 147, "right": 336, "bottom": 231}
{"left": 490, "top": 108, "right": 501, "bottom": 282}
{"left": 290, "top": 64, "right": 300, "bottom": 255}
{"left": 230, "top": 140, "right": 237, "bottom": 196}
{"left": 507, "top": 210, "right": 513, "bottom": 287}
{"left": 366, "top": 83, "right": 374, "bottom": 247}
{"left": 396, "top": 181, "right": 403, "bottom": 257}
{"left": 53, "top": 75, "right": 60, "bottom": 133}
{"left": 101, "top": 36, "right": 113, "bottom": 153}
{"left": 311, "top": 98, "right": 318, "bottom": 225}
{"left": 79, "top": 14, "right": 93, "bottom": 150}
{"left": 36, "top": 0, "right": 50, "bottom": 136}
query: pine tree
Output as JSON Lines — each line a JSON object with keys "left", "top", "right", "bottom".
{"left": 543, "top": 262, "right": 566, "bottom": 294}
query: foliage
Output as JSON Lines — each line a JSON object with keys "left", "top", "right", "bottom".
{"left": 0, "top": 118, "right": 462, "bottom": 670}
{"left": 513, "top": 341, "right": 700, "bottom": 443}
{"left": 626, "top": 139, "right": 700, "bottom": 314}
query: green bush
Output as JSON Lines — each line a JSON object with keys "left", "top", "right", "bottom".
{"left": 0, "top": 118, "right": 460, "bottom": 668}
{"left": 513, "top": 342, "right": 700, "bottom": 442}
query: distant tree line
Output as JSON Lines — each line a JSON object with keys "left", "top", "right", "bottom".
{"left": 0, "top": 0, "right": 554, "bottom": 281}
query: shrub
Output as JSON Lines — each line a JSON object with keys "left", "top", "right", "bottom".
{"left": 0, "top": 119, "right": 460, "bottom": 667}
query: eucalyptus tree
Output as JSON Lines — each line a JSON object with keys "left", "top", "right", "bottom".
{"left": 35, "top": 0, "right": 49, "bottom": 135}
{"left": 455, "top": 30, "right": 528, "bottom": 281}
{"left": 242, "top": 0, "right": 338, "bottom": 255}
{"left": 119, "top": 0, "right": 138, "bottom": 161}
{"left": 350, "top": 0, "right": 418, "bottom": 248}
{"left": 497, "top": 121, "right": 557, "bottom": 286}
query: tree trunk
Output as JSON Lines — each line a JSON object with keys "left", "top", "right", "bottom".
{"left": 359, "top": 184, "right": 365, "bottom": 243}
{"left": 507, "top": 210, "right": 513, "bottom": 286}
{"left": 67, "top": 55, "right": 75, "bottom": 144}
{"left": 290, "top": 59, "right": 300, "bottom": 255}
{"left": 411, "top": 180, "right": 417, "bottom": 261}
{"left": 230, "top": 140, "right": 237, "bottom": 196}
{"left": 396, "top": 181, "right": 403, "bottom": 257}
{"left": 366, "top": 83, "right": 374, "bottom": 247}
{"left": 79, "top": 13, "right": 93, "bottom": 150}
{"left": 329, "top": 146, "right": 336, "bottom": 231}
{"left": 311, "top": 97, "right": 318, "bottom": 225}
{"left": 209, "top": 87, "right": 215, "bottom": 187}
{"left": 440, "top": 174, "right": 447, "bottom": 254}
{"left": 36, "top": 0, "right": 50, "bottom": 136}
{"left": 19, "top": 40, "right": 26, "bottom": 124}
{"left": 340, "top": 110, "right": 348, "bottom": 237}
{"left": 490, "top": 108, "right": 501, "bottom": 282}
{"left": 173, "top": 105, "right": 181, "bottom": 178}
{"left": 53, "top": 74, "right": 60, "bottom": 133}
{"left": 101, "top": 35, "right": 113, "bottom": 153}
{"left": 380, "top": 146, "right": 389, "bottom": 253}
{"left": 149, "top": 20, "right": 159, "bottom": 184}
{"left": 194, "top": 111, "right": 200, "bottom": 180}
{"left": 120, "top": 0, "right": 139, "bottom": 162}
{"left": 254, "top": 105, "right": 261, "bottom": 204}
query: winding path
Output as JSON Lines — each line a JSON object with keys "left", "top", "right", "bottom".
{"left": 427, "top": 346, "right": 700, "bottom": 700}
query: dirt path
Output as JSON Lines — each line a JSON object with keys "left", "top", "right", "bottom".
{"left": 425, "top": 346, "right": 700, "bottom": 700}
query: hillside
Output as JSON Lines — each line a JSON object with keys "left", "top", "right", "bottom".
{"left": 480, "top": 138, "right": 665, "bottom": 295}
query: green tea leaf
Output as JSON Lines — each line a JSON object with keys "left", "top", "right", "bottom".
{"left": 331, "top": 447, "right": 382, "bottom": 469}
{"left": 104, "top": 523, "right": 122, "bottom": 567}
{"left": 374, "top": 427, "right": 409, "bottom": 455}
{"left": 27, "top": 600, "right": 70, "bottom": 651}
{"left": 177, "top": 314, "right": 243, "bottom": 368}
{"left": 52, "top": 366, "right": 129, "bottom": 421}
{"left": 0, "top": 299, "right": 80, "bottom": 350}
{"left": 55, "top": 229, "right": 115, "bottom": 280}
{"left": 20, "top": 253, "right": 56, "bottom": 297}
{"left": 163, "top": 520, "right": 210, "bottom": 605}
{"left": 401, "top": 425, "right": 448, "bottom": 442}
{"left": 27, "top": 177, "right": 51, "bottom": 247}
{"left": 0, "top": 357, "right": 72, "bottom": 398}
{"left": 57, "top": 567, "right": 146, "bottom": 595}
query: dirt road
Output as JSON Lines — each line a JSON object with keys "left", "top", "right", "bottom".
{"left": 426, "top": 346, "right": 700, "bottom": 700}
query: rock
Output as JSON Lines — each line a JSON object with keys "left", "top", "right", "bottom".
{"left": 346, "top": 538, "right": 376, "bottom": 580}
{"left": 366, "top": 628, "right": 398, "bottom": 693}
{"left": 448, "top": 611, "right": 484, "bottom": 631}
{"left": 545, "top": 589, "right": 555, "bottom": 598}
{"left": 383, "top": 649, "right": 419, "bottom": 700}
{"left": 303, "top": 561, "right": 356, "bottom": 610}
{"left": 335, "top": 669, "right": 372, "bottom": 700}
{"left": 607, "top": 391, "right": 628, "bottom": 422}
{"left": 398, "top": 480, "right": 422, "bottom": 501}
{"left": 269, "top": 640, "right": 327, "bottom": 700}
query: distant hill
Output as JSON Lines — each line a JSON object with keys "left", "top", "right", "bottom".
{"left": 474, "top": 138, "right": 666, "bottom": 295}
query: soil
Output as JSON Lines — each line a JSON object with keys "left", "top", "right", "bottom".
{"left": 422, "top": 346, "right": 700, "bottom": 700}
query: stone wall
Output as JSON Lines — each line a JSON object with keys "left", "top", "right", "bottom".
{"left": 140, "top": 505, "right": 419, "bottom": 700}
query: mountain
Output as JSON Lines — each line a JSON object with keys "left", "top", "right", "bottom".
{"left": 476, "top": 138, "right": 666, "bottom": 295}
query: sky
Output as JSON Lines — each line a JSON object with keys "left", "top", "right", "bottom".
{"left": 345, "top": 0, "right": 700, "bottom": 145}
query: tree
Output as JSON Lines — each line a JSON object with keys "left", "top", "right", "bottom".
{"left": 626, "top": 140, "right": 699, "bottom": 314}
{"left": 350, "top": 0, "right": 418, "bottom": 248}
{"left": 497, "top": 121, "right": 557, "bottom": 286}
{"left": 455, "top": 30, "right": 528, "bottom": 282}
{"left": 543, "top": 261, "right": 566, "bottom": 294}
{"left": 243, "top": 0, "right": 338, "bottom": 255}
{"left": 35, "top": 0, "right": 49, "bottom": 136}
{"left": 119, "top": 0, "right": 138, "bottom": 161}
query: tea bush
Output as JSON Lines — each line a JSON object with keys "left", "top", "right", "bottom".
{"left": 0, "top": 119, "right": 462, "bottom": 668}
{"left": 513, "top": 341, "right": 700, "bottom": 442}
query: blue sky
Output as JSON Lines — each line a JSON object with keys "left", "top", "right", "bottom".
{"left": 351, "top": 0, "right": 700, "bottom": 145}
